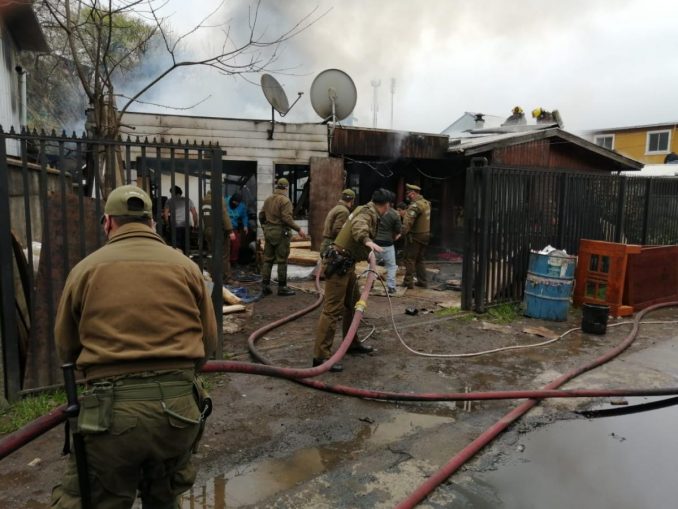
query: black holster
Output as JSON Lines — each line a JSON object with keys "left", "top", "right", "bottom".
{"left": 324, "top": 247, "right": 354, "bottom": 278}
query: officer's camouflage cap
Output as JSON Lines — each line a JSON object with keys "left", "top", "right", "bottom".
{"left": 104, "top": 185, "right": 153, "bottom": 218}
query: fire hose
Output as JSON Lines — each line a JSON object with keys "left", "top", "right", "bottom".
{"left": 1, "top": 253, "right": 678, "bottom": 509}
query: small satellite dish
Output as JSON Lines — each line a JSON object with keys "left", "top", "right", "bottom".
{"left": 310, "top": 69, "right": 357, "bottom": 122}
{"left": 261, "top": 74, "right": 290, "bottom": 115}
{"left": 260, "top": 74, "right": 303, "bottom": 139}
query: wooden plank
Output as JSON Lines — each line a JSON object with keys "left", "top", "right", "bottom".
{"left": 288, "top": 248, "right": 320, "bottom": 266}
{"left": 222, "top": 304, "right": 246, "bottom": 314}
{"left": 122, "top": 113, "right": 327, "bottom": 136}
{"left": 290, "top": 240, "right": 311, "bottom": 249}
{"left": 222, "top": 286, "right": 242, "bottom": 305}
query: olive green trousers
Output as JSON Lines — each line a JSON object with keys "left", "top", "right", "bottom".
{"left": 51, "top": 372, "right": 201, "bottom": 509}
{"left": 314, "top": 269, "right": 361, "bottom": 359}
{"left": 403, "top": 237, "right": 429, "bottom": 285}
{"left": 261, "top": 225, "right": 291, "bottom": 283}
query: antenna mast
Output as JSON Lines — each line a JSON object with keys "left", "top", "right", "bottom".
{"left": 390, "top": 78, "right": 396, "bottom": 129}
{"left": 371, "top": 79, "right": 381, "bottom": 128}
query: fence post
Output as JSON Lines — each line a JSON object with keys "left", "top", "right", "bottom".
{"left": 0, "top": 133, "right": 21, "bottom": 402}
{"left": 614, "top": 176, "right": 628, "bottom": 243}
{"left": 210, "top": 147, "right": 224, "bottom": 358}
{"left": 462, "top": 158, "right": 487, "bottom": 310}
{"left": 641, "top": 178, "right": 652, "bottom": 245}
{"left": 476, "top": 165, "right": 492, "bottom": 313}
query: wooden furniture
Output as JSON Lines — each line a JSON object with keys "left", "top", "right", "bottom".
{"left": 574, "top": 239, "right": 678, "bottom": 317}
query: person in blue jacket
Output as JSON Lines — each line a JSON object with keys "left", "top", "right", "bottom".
{"left": 225, "top": 192, "right": 248, "bottom": 263}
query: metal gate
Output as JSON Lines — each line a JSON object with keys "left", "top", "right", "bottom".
{"left": 0, "top": 128, "right": 226, "bottom": 400}
{"left": 462, "top": 159, "right": 678, "bottom": 312}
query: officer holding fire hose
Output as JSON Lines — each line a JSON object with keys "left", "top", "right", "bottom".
{"left": 313, "top": 188, "right": 392, "bottom": 372}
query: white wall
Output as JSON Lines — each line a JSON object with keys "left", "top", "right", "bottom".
{"left": 0, "top": 22, "right": 21, "bottom": 156}
{"left": 120, "top": 112, "right": 329, "bottom": 235}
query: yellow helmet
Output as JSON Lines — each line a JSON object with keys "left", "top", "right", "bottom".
{"left": 512, "top": 106, "right": 523, "bottom": 114}
{"left": 531, "top": 107, "right": 542, "bottom": 118}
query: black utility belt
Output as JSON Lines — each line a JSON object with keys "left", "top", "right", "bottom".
{"left": 375, "top": 240, "right": 394, "bottom": 247}
{"left": 324, "top": 247, "right": 355, "bottom": 278}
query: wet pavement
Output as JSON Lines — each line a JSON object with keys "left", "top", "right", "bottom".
{"left": 180, "top": 412, "right": 454, "bottom": 507}
{"left": 444, "top": 397, "right": 678, "bottom": 509}
{"left": 1, "top": 289, "right": 677, "bottom": 508}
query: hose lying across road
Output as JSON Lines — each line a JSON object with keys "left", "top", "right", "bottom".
{"left": 1, "top": 254, "right": 678, "bottom": 508}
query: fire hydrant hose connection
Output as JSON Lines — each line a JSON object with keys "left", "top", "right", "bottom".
{"left": 1, "top": 253, "right": 678, "bottom": 508}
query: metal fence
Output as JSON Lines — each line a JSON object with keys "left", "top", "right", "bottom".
{"left": 461, "top": 159, "right": 678, "bottom": 312}
{"left": 0, "top": 128, "right": 226, "bottom": 400}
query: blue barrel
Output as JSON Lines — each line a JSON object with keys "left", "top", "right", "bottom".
{"left": 523, "top": 251, "right": 576, "bottom": 321}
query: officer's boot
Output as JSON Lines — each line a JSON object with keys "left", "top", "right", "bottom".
{"left": 261, "top": 262, "right": 273, "bottom": 296}
{"left": 277, "top": 264, "right": 296, "bottom": 296}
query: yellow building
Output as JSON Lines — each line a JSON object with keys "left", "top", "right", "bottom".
{"left": 587, "top": 122, "right": 678, "bottom": 165}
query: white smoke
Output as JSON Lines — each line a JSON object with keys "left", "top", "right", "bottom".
{"left": 121, "top": 0, "right": 678, "bottom": 133}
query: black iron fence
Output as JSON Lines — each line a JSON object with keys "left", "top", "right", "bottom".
{"left": 462, "top": 159, "right": 678, "bottom": 312}
{"left": 0, "top": 128, "right": 226, "bottom": 400}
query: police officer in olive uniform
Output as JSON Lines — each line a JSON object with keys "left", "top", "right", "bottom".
{"left": 320, "top": 189, "right": 356, "bottom": 255}
{"left": 258, "top": 178, "right": 307, "bottom": 296}
{"left": 401, "top": 183, "right": 431, "bottom": 289}
{"left": 52, "top": 185, "right": 217, "bottom": 508}
{"left": 201, "top": 189, "right": 236, "bottom": 282}
{"left": 313, "top": 188, "right": 391, "bottom": 372}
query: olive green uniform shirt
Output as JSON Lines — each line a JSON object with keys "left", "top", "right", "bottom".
{"left": 322, "top": 201, "right": 351, "bottom": 240}
{"left": 333, "top": 202, "right": 380, "bottom": 262}
{"left": 258, "top": 188, "right": 301, "bottom": 232}
{"left": 54, "top": 223, "right": 217, "bottom": 380}
{"left": 402, "top": 194, "right": 431, "bottom": 243}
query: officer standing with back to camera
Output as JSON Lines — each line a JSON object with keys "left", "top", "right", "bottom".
{"left": 259, "top": 177, "right": 307, "bottom": 296}
{"left": 320, "top": 188, "right": 356, "bottom": 255}
{"left": 401, "top": 183, "right": 431, "bottom": 289}
{"left": 51, "top": 185, "right": 217, "bottom": 508}
{"left": 313, "top": 188, "right": 391, "bottom": 372}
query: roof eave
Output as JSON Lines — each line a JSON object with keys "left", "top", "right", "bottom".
{"left": 449, "top": 128, "right": 643, "bottom": 171}
{"left": 4, "top": 3, "right": 50, "bottom": 53}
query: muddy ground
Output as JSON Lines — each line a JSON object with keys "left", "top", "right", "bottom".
{"left": 1, "top": 266, "right": 677, "bottom": 508}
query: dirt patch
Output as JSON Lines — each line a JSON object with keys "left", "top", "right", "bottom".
{"left": 1, "top": 278, "right": 675, "bottom": 508}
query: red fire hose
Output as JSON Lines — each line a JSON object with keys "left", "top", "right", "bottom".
{"left": 1, "top": 250, "right": 677, "bottom": 509}
{"left": 394, "top": 300, "right": 677, "bottom": 509}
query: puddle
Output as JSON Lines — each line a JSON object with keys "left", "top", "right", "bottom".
{"left": 451, "top": 397, "right": 678, "bottom": 508}
{"left": 181, "top": 412, "right": 453, "bottom": 508}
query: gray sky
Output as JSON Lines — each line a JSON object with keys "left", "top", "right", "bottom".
{"left": 125, "top": 0, "right": 678, "bottom": 134}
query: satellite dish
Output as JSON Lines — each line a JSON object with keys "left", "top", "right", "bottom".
{"left": 310, "top": 68, "right": 357, "bottom": 122}
{"left": 260, "top": 74, "right": 303, "bottom": 140}
{"left": 261, "top": 74, "right": 290, "bottom": 115}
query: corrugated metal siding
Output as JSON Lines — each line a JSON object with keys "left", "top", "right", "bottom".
{"left": 332, "top": 127, "right": 449, "bottom": 159}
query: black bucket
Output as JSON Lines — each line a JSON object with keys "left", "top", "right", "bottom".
{"left": 581, "top": 303, "right": 609, "bottom": 334}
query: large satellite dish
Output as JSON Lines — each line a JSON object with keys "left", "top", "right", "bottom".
{"left": 261, "top": 74, "right": 290, "bottom": 115}
{"left": 310, "top": 68, "right": 357, "bottom": 122}
{"left": 260, "top": 74, "right": 302, "bottom": 139}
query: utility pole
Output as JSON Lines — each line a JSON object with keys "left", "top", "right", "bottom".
{"left": 371, "top": 79, "right": 381, "bottom": 128}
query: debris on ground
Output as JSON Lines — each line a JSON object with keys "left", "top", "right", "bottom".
{"left": 481, "top": 321, "right": 513, "bottom": 334}
{"left": 522, "top": 326, "right": 559, "bottom": 340}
